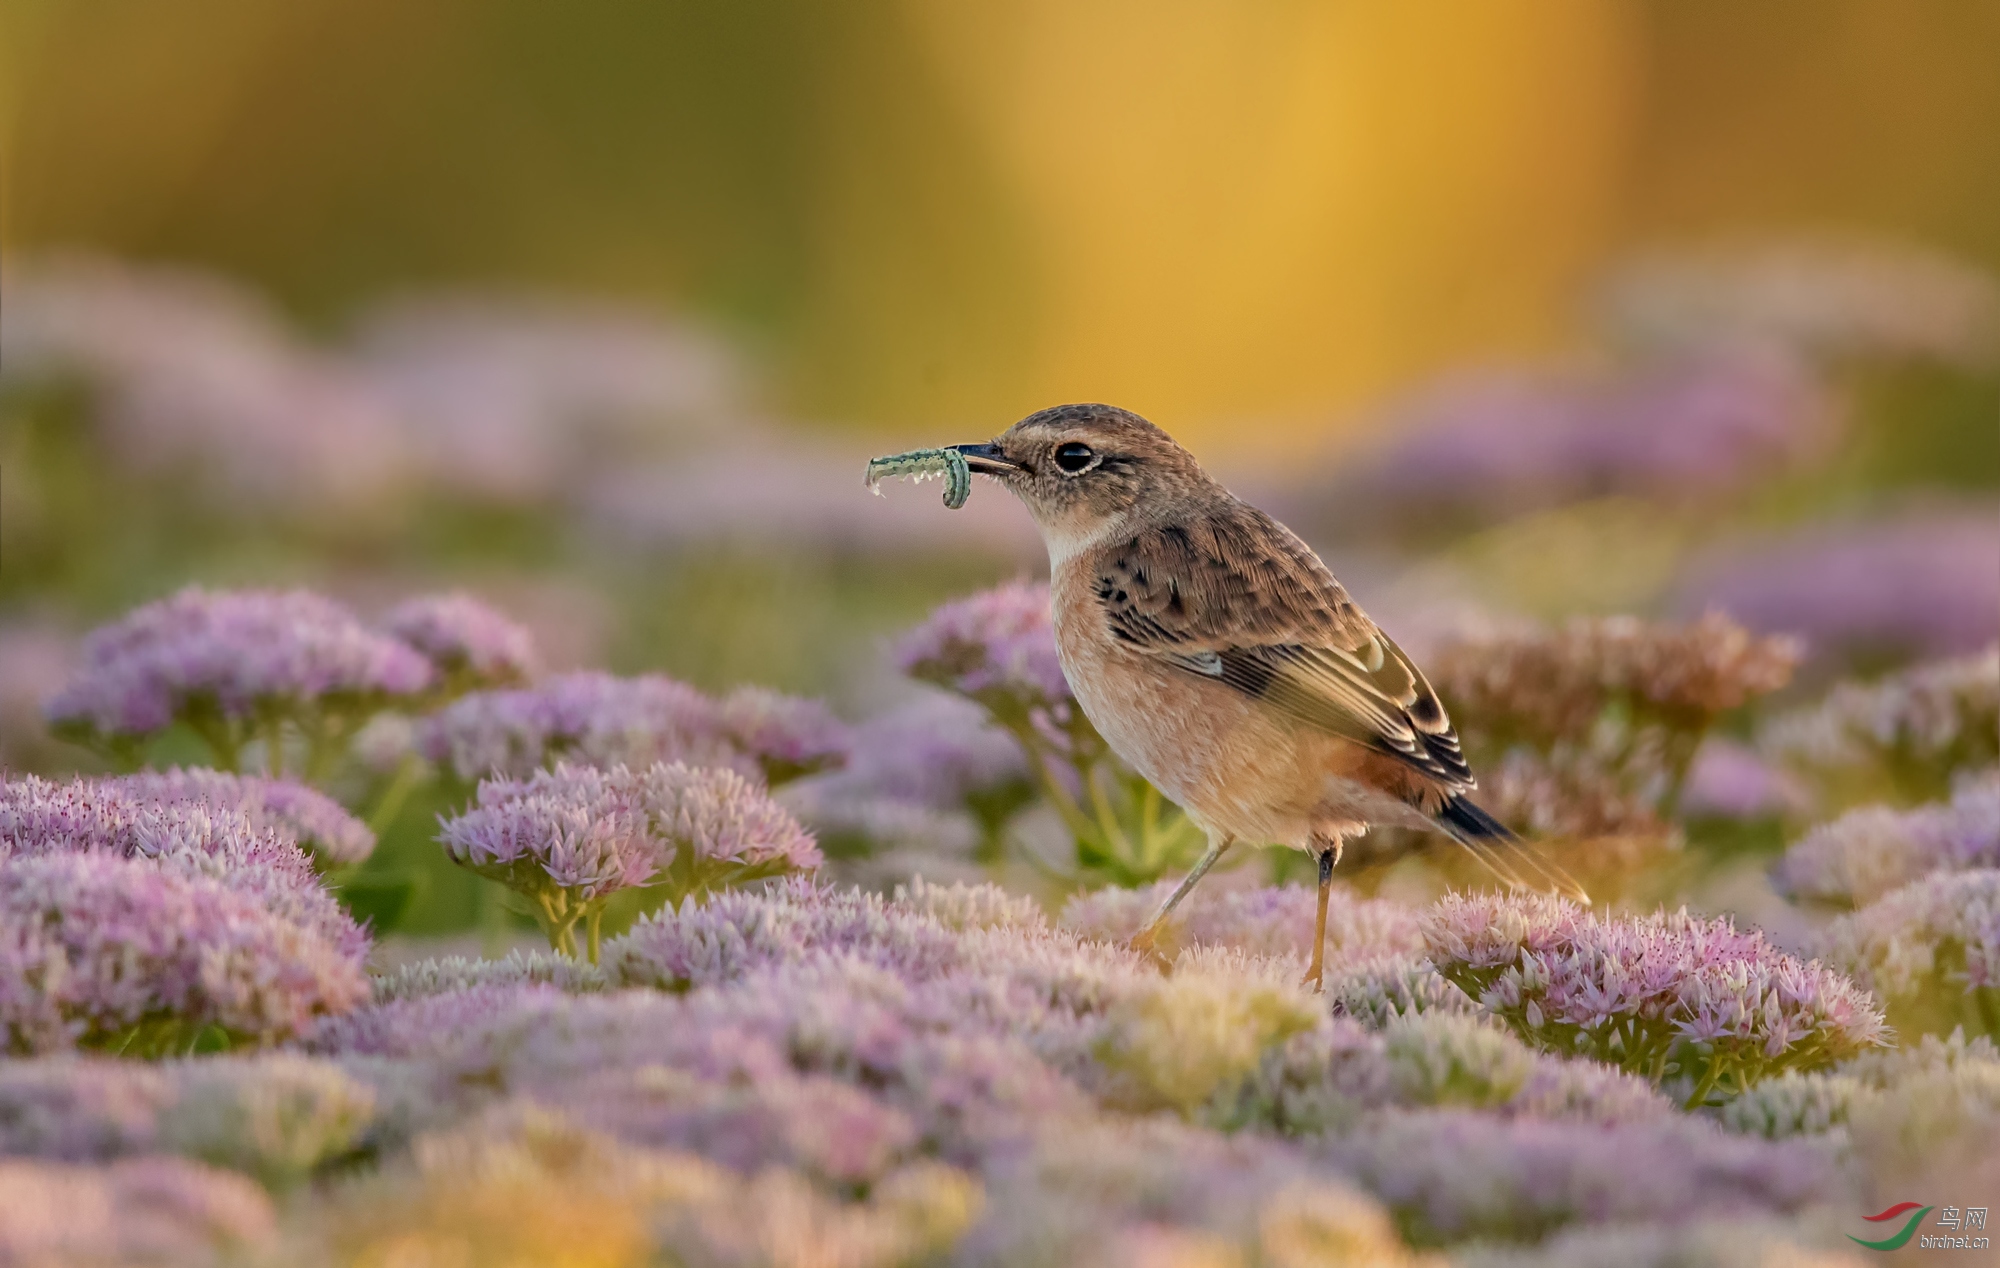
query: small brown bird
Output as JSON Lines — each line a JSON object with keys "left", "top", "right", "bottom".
{"left": 950, "top": 403, "right": 1584, "bottom": 988}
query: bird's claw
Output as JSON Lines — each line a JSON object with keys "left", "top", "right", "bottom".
{"left": 1127, "top": 927, "right": 1171, "bottom": 971}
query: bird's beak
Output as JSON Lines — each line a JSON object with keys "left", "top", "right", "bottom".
{"left": 952, "top": 442, "right": 1023, "bottom": 476}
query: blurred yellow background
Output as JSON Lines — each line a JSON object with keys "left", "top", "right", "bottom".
{"left": 6, "top": 0, "right": 1997, "bottom": 456}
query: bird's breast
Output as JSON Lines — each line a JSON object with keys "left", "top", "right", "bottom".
{"left": 1051, "top": 564, "right": 1300, "bottom": 839}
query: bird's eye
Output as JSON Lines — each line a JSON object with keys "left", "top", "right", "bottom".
{"left": 1053, "top": 442, "right": 1097, "bottom": 474}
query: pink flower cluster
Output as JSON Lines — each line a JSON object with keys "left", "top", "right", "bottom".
{"left": 1422, "top": 893, "right": 1887, "bottom": 1104}
{"left": 416, "top": 670, "right": 849, "bottom": 786}
{"left": 436, "top": 762, "right": 820, "bottom": 957}
{"left": 1432, "top": 612, "right": 1801, "bottom": 748}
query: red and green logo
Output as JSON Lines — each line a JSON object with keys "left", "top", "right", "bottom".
{"left": 1849, "top": 1202, "right": 1934, "bottom": 1251}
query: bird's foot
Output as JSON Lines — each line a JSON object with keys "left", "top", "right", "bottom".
{"left": 1300, "top": 965, "right": 1325, "bottom": 994}
{"left": 1127, "top": 927, "right": 1172, "bottom": 972}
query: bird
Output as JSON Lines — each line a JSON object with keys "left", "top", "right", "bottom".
{"left": 947, "top": 403, "right": 1585, "bottom": 990}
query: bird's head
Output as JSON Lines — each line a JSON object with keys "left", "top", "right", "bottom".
{"left": 953, "top": 404, "right": 1221, "bottom": 558}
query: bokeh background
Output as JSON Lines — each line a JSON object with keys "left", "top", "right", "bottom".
{"left": 3, "top": 1, "right": 1997, "bottom": 913}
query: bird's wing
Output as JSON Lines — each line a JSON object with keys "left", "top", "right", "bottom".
{"left": 1091, "top": 506, "right": 1472, "bottom": 793}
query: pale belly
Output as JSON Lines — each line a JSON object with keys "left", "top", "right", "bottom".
{"left": 1054, "top": 618, "right": 1371, "bottom": 850}
{"left": 1046, "top": 562, "right": 1439, "bottom": 849}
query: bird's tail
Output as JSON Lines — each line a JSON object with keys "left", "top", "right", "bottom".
{"left": 1435, "top": 795, "right": 1591, "bottom": 905}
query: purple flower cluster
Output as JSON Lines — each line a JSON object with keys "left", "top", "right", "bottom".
{"left": 350, "top": 291, "right": 739, "bottom": 503}
{"left": 1761, "top": 645, "right": 2000, "bottom": 803}
{"left": 1220, "top": 1006, "right": 1671, "bottom": 1139}
{"left": 99, "top": 767, "right": 376, "bottom": 867}
{"left": 369, "top": 948, "right": 606, "bottom": 1004}
{"left": 1461, "top": 1216, "right": 1872, "bottom": 1268}
{"left": 1720, "top": 1033, "right": 2000, "bottom": 1176}
{"left": 1814, "top": 869, "right": 1999, "bottom": 1025}
{"left": 1677, "top": 738, "right": 1813, "bottom": 821}
{"left": 599, "top": 876, "right": 1057, "bottom": 997}
{"left": 0, "top": 254, "right": 411, "bottom": 517}
{"left": 715, "top": 686, "right": 853, "bottom": 785}
{"left": 811, "top": 695, "right": 1030, "bottom": 812}
{"left": 0, "top": 773, "right": 370, "bottom": 1053}
{"left": 894, "top": 582, "right": 1205, "bottom": 886}
{"left": 416, "top": 670, "right": 848, "bottom": 786}
{"left": 0, "top": 255, "right": 746, "bottom": 516}
{"left": 380, "top": 591, "right": 540, "bottom": 689}
{"left": 437, "top": 762, "right": 819, "bottom": 958}
{"left": 45, "top": 587, "right": 432, "bottom": 769}
{"left": 1, "top": 774, "right": 367, "bottom": 956}
{"left": 1774, "top": 779, "right": 2000, "bottom": 908}
{"left": 1324, "top": 346, "right": 1834, "bottom": 527}
{"left": 0, "top": 1054, "right": 380, "bottom": 1189}
{"left": 1675, "top": 513, "right": 2000, "bottom": 667}
{"left": 1318, "top": 1108, "right": 1839, "bottom": 1246}
{"left": 1061, "top": 876, "right": 1424, "bottom": 966}
{"left": 1, "top": 852, "right": 369, "bottom": 1054}
{"left": 1423, "top": 893, "right": 1888, "bottom": 1104}
{"left": 894, "top": 580, "right": 1073, "bottom": 716}
{"left": 781, "top": 694, "right": 1033, "bottom": 888}
{"left": 279, "top": 878, "right": 1884, "bottom": 1258}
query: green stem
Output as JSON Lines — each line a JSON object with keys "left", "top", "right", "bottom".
{"left": 1682, "top": 1060, "right": 1724, "bottom": 1111}
{"left": 304, "top": 712, "right": 346, "bottom": 785}
{"left": 478, "top": 882, "right": 512, "bottom": 957}
{"left": 1004, "top": 723, "right": 1107, "bottom": 853}
{"left": 188, "top": 714, "right": 242, "bottom": 773}
{"left": 1136, "top": 780, "right": 1161, "bottom": 871}
{"left": 1084, "top": 765, "right": 1137, "bottom": 866}
{"left": 263, "top": 713, "right": 286, "bottom": 778}
{"left": 1657, "top": 722, "right": 1711, "bottom": 819}
{"left": 366, "top": 754, "right": 426, "bottom": 835}
{"left": 586, "top": 906, "right": 604, "bottom": 965}
{"left": 536, "top": 890, "right": 581, "bottom": 958}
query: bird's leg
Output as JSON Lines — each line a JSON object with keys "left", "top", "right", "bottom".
{"left": 1128, "top": 833, "right": 1231, "bottom": 961}
{"left": 1303, "top": 843, "right": 1338, "bottom": 992}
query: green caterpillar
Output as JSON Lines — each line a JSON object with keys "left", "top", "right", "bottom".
{"left": 864, "top": 447, "right": 972, "bottom": 509}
